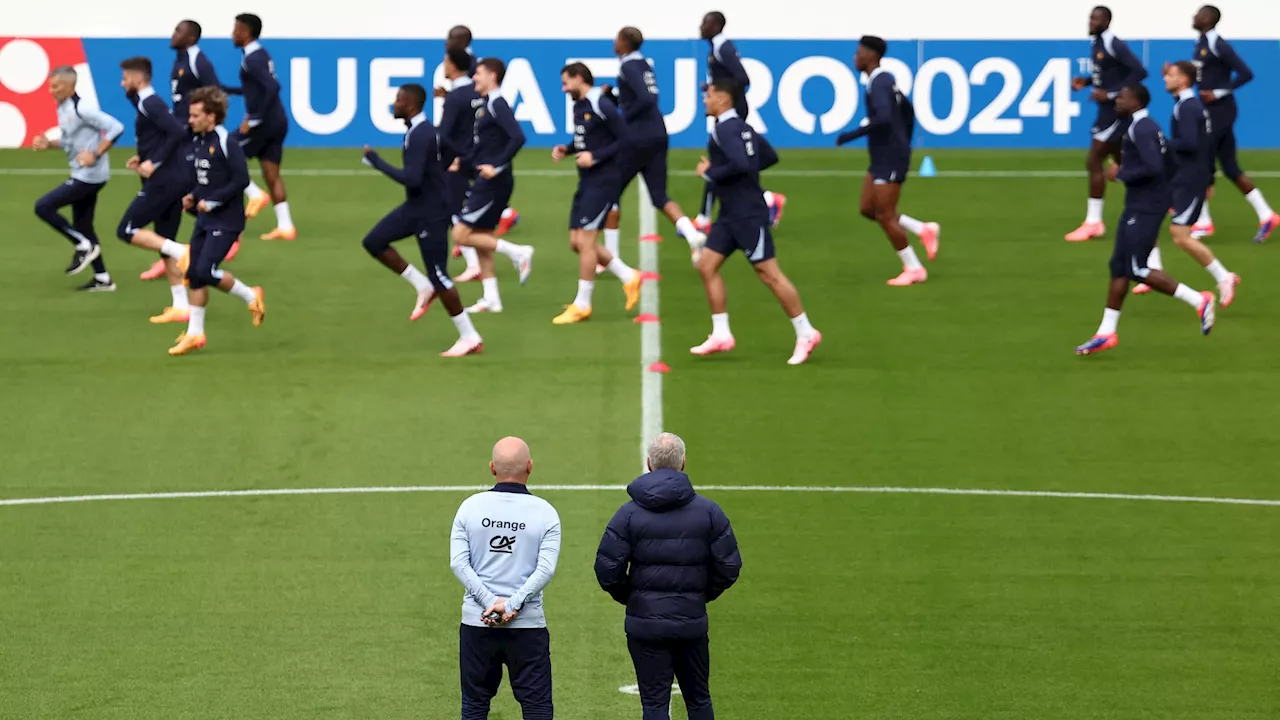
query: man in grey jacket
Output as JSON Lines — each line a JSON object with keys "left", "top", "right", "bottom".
{"left": 32, "top": 65, "right": 125, "bottom": 291}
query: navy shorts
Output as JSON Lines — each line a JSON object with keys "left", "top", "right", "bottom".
{"left": 870, "top": 158, "right": 911, "bottom": 185}
{"left": 1170, "top": 187, "right": 1207, "bottom": 227}
{"left": 363, "top": 205, "right": 453, "bottom": 291}
{"left": 1206, "top": 99, "right": 1241, "bottom": 180}
{"left": 1110, "top": 210, "right": 1164, "bottom": 280}
{"left": 235, "top": 123, "right": 287, "bottom": 164}
{"left": 617, "top": 140, "right": 671, "bottom": 208}
{"left": 118, "top": 174, "right": 187, "bottom": 242}
{"left": 1091, "top": 101, "right": 1125, "bottom": 144}
{"left": 186, "top": 223, "right": 240, "bottom": 289}
{"left": 707, "top": 217, "right": 775, "bottom": 264}
{"left": 445, "top": 168, "right": 473, "bottom": 221}
{"left": 570, "top": 180, "right": 619, "bottom": 231}
{"left": 459, "top": 173, "right": 514, "bottom": 231}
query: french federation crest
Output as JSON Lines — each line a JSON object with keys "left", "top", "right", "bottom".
{"left": 209, "top": 145, "right": 215, "bottom": 154}
{"left": 178, "top": 68, "right": 184, "bottom": 77}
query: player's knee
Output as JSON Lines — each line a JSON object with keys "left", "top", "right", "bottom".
{"left": 186, "top": 263, "right": 216, "bottom": 290}
{"left": 33, "top": 197, "right": 57, "bottom": 222}
{"left": 427, "top": 269, "right": 453, "bottom": 294}
{"left": 115, "top": 219, "right": 135, "bottom": 243}
{"left": 859, "top": 203, "right": 876, "bottom": 221}
{"left": 361, "top": 233, "right": 387, "bottom": 256}
{"left": 874, "top": 207, "right": 897, "bottom": 225}
{"left": 1171, "top": 233, "right": 1196, "bottom": 251}
{"left": 1221, "top": 158, "right": 1244, "bottom": 181}
{"left": 452, "top": 225, "right": 471, "bottom": 245}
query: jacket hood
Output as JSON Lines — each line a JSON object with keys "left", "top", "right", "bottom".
{"left": 628, "top": 469, "right": 697, "bottom": 512}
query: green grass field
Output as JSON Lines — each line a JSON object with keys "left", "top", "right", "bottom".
{"left": 1, "top": 147, "right": 1278, "bottom": 719}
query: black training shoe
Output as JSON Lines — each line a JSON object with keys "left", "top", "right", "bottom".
{"left": 66, "top": 245, "right": 102, "bottom": 275}
{"left": 79, "top": 277, "right": 117, "bottom": 292}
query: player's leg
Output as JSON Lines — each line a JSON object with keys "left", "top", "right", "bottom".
{"left": 414, "top": 222, "right": 482, "bottom": 356}
{"left": 258, "top": 135, "right": 296, "bottom": 240}
{"left": 361, "top": 206, "right": 437, "bottom": 320}
{"left": 156, "top": 198, "right": 192, "bottom": 321}
{"left": 671, "top": 636, "right": 714, "bottom": 720}
{"left": 116, "top": 188, "right": 191, "bottom": 320}
{"left": 1218, "top": 125, "right": 1280, "bottom": 241}
{"left": 505, "top": 628, "right": 554, "bottom": 720}
{"left": 1169, "top": 192, "right": 1239, "bottom": 306}
{"left": 626, "top": 636, "right": 678, "bottom": 720}
{"left": 644, "top": 144, "right": 707, "bottom": 256}
{"left": 554, "top": 229, "right": 598, "bottom": 324}
{"left": 1076, "top": 216, "right": 1133, "bottom": 355}
{"left": 872, "top": 182, "right": 927, "bottom": 286}
{"left": 70, "top": 183, "right": 113, "bottom": 289}
{"left": 34, "top": 180, "right": 102, "bottom": 276}
{"left": 459, "top": 625, "right": 505, "bottom": 720}
{"left": 449, "top": 172, "right": 482, "bottom": 280}
{"left": 893, "top": 164, "right": 940, "bottom": 262}
{"left": 690, "top": 224, "right": 735, "bottom": 356}
{"left": 745, "top": 224, "right": 821, "bottom": 365}
{"left": 455, "top": 178, "right": 533, "bottom": 312}
{"left": 1066, "top": 109, "right": 1118, "bottom": 241}
{"left": 170, "top": 227, "right": 211, "bottom": 355}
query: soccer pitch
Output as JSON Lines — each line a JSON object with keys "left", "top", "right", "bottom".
{"left": 1, "top": 147, "right": 1278, "bottom": 719}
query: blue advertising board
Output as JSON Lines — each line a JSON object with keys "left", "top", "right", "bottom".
{"left": 80, "top": 38, "right": 1280, "bottom": 148}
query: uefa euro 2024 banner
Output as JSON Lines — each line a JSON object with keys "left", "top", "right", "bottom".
{"left": 1, "top": 37, "right": 1278, "bottom": 149}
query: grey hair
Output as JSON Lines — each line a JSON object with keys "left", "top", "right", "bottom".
{"left": 49, "top": 66, "right": 77, "bottom": 82}
{"left": 647, "top": 432, "right": 687, "bottom": 471}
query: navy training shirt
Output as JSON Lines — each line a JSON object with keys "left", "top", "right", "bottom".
{"left": 1168, "top": 89, "right": 1212, "bottom": 189}
{"left": 364, "top": 112, "right": 451, "bottom": 223}
{"left": 616, "top": 51, "right": 667, "bottom": 143}
{"left": 171, "top": 45, "right": 220, "bottom": 123}
{"left": 568, "top": 87, "right": 627, "bottom": 182}
{"left": 1117, "top": 109, "right": 1172, "bottom": 214}
{"left": 1194, "top": 30, "right": 1253, "bottom": 98}
{"left": 227, "top": 40, "right": 287, "bottom": 129}
{"left": 701, "top": 109, "right": 777, "bottom": 222}
{"left": 464, "top": 90, "right": 526, "bottom": 175}
{"left": 191, "top": 125, "right": 249, "bottom": 229}
{"left": 706, "top": 33, "right": 750, "bottom": 90}
{"left": 438, "top": 76, "right": 482, "bottom": 167}
{"left": 1091, "top": 30, "right": 1147, "bottom": 100}
{"left": 131, "top": 85, "right": 189, "bottom": 173}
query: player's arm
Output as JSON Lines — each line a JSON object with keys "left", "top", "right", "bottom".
{"left": 507, "top": 511, "right": 561, "bottom": 614}
{"left": 717, "top": 39, "right": 751, "bottom": 89}
{"left": 591, "top": 94, "right": 628, "bottom": 164}
{"left": 203, "top": 138, "right": 251, "bottom": 207}
{"left": 1113, "top": 38, "right": 1148, "bottom": 91}
{"left": 1216, "top": 39, "right": 1254, "bottom": 94}
{"left": 245, "top": 53, "right": 281, "bottom": 125}
{"left": 80, "top": 107, "right": 126, "bottom": 158}
{"left": 618, "top": 60, "right": 657, "bottom": 122}
{"left": 1169, "top": 103, "right": 1202, "bottom": 153}
{"left": 705, "top": 504, "right": 742, "bottom": 602}
{"left": 756, "top": 132, "right": 779, "bottom": 171}
{"left": 144, "top": 97, "right": 187, "bottom": 168}
{"left": 195, "top": 53, "right": 221, "bottom": 89}
{"left": 449, "top": 506, "right": 499, "bottom": 609}
{"left": 365, "top": 130, "right": 428, "bottom": 189}
{"left": 1116, "top": 125, "right": 1163, "bottom": 182}
{"left": 593, "top": 506, "right": 633, "bottom": 605}
{"left": 702, "top": 125, "right": 751, "bottom": 183}
{"left": 436, "top": 94, "right": 462, "bottom": 159}
{"left": 489, "top": 99, "right": 527, "bottom": 173}
{"left": 836, "top": 78, "right": 892, "bottom": 145}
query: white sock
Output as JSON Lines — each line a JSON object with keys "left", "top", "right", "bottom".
{"left": 897, "top": 246, "right": 924, "bottom": 270}
{"left": 159, "top": 239, "right": 185, "bottom": 259}
{"left": 75, "top": 239, "right": 92, "bottom": 251}
{"left": 695, "top": 214, "right": 710, "bottom": 225}
{"left": 604, "top": 228, "right": 621, "bottom": 258}
{"left": 675, "top": 216, "right": 698, "bottom": 239}
{"left": 229, "top": 279, "right": 257, "bottom": 305}
{"left": 1205, "top": 259, "right": 1231, "bottom": 284}
{"left": 1244, "top": 189, "right": 1273, "bottom": 222}
{"left": 94, "top": 272, "right": 111, "bottom": 283}
{"left": 1174, "top": 283, "right": 1204, "bottom": 308}
{"left": 274, "top": 201, "right": 294, "bottom": 230}
{"left": 501, "top": 207, "right": 515, "bottom": 220}
{"left": 711, "top": 312, "right": 731, "bottom": 338}
{"left": 187, "top": 305, "right": 206, "bottom": 336}
{"left": 451, "top": 310, "right": 480, "bottom": 340}
{"left": 1096, "top": 307, "right": 1121, "bottom": 336}
{"left": 607, "top": 257, "right": 636, "bottom": 284}
{"left": 899, "top": 214, "right": 926, "bottom": 235}
{"left": 763, "top": 190, "right": 774, "bottom": 206}
{"left": 1086, "top": 198, "right": 1104, "bottom": 224}
{"left": 244, "top": 182, "right": 265, "bottom": 201}
{"left": 574, "top": 279, "right": 594, "bottom": 309}
{"left": 790, "top": 312, "right": 815, "bottom": 340}
{"left": 494, "top": 239, "right": 523, "bottom": 260}
{"left": 460, "top": 245, "right": 480, "bottom": 269}
{"left": 1147, "top": 247, "right": 1164, "bottom": 271}
{"left": 481, "top": 277, "right": 501, "bottom": 305}
{"left": 400, "top": 264, "right": 431, "bottom": 292}
{"left": 170, "top": 283, "right": 189, "bottom": 310}
{"left": 1197, "top": 201, "right": 1213, "bottom": 226}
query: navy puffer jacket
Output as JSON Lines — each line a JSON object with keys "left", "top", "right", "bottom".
{"left": 593, "top": 469, "right": 742, "bottom": 640}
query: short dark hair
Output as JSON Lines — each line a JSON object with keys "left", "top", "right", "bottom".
{"left": 560, "top": 62, "right": 593, "bottom": 85}
{"left": 119, "top": 56, "right": 152, "bottom": 79}
{"left": 706, "top": 11, "right": 726, "bottom": 30}
{"left": 859, "top": 35, "right": 888, "bottom": 58}
{"left": 1123, "top": 82, "right": 1150, "bottom": 108}
{"left": 1202, "top": 4, "right": 1221, "bottom": 24}
{"left": 619, "top": 26, "right": 644, "bottom": 52}
{"left": 476, "top": 57, "right": 506, "bottom": 84}
{"left": 1172, "top": 60, "right": 1198, "bottom": 83}
{"left": 190, "top": 86, "right": 228, "bottom": 123}
{"left": 447, "top": 47, "right": 472, "bottom": 73}
{"left": 235, "top": 13, "right": 263, "bottom": 39}
{"left": 448, "top": 25, "right": 472, "bottom": 44}
{"left": 181, "top": 19, "right": 202, "bottom": 41}
{"left": 709, "top": 78, "right": 740, "bottom": 104}
{"left": 399, "top": 83, "right": 427, "bottom": 110}
{"left": 1093, "top": 5, "right": 1112, "bottom": 22}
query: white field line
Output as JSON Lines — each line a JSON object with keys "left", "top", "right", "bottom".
{"left": 2, "top": 484, "right": 1278, "bottom": 508}
{"left": 637, "top": 178, "right": 663, "bottom": 472}
{"left": 5, "top": 168, "right": 1280, "bottom": 179}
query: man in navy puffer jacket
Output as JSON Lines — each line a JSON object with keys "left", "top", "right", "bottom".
{"left": 594, "top": 432, "right": 742, "bottom": 720}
